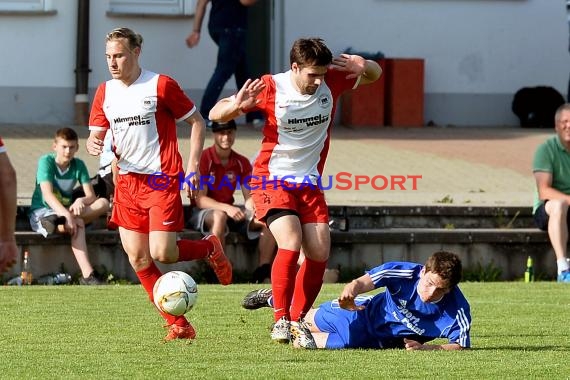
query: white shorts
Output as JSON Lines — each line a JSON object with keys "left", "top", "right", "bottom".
{"left": 29, "top": 207, "right": 58, "bottom": 238}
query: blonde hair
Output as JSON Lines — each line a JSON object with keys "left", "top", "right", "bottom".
{"left": 105, "top": 27, "right": 143, "bottom": 51}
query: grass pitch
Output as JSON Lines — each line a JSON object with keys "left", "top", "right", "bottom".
{"left": 0, "top": 282, "right": 568, "bottom": 379}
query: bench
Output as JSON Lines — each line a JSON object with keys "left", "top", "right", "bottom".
{"left": 7, "top": 205, "right": 554, "bottom": 283}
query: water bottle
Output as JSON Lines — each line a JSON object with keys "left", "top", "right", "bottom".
{"left": 524, "top": 256, "right": 534, "bottom": 283}
{"left": 20, "top": 250, "right": 33, "bottom": 285}
{"left": 36, "top": 273, "right": 72, "bottom": 285}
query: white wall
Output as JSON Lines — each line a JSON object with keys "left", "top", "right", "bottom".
{"left": 0, "top": 0, "right": 568, "bottom": 126}
{"left": 279, "top": 0, "right": 569, "bottom": 126}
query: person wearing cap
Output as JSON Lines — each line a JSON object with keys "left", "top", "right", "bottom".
{"left": 189, "top": 120, "right": 276, "bottom": 283}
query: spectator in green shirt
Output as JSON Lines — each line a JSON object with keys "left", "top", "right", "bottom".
{"left": 532, "top": 103, "right": 570, "bottom": 282}
{"left": 29, "top": 127, "right": 110, "bottom": 285}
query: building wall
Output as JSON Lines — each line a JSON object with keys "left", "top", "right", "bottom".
{"left": 0, "top": 0, "right": 568, "bottom": 126}
{"left": 279, "top": 0, "right": 570, "bottom": 127}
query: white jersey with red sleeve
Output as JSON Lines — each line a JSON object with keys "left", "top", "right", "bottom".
{"left": 89, "top": 69, "right": 196, "bottom": 176}
{"left": 0, "top": 137, "right": 5, "bottom": 153}
{"left": 252, "top": 69, "right": 357, "bottom": 184}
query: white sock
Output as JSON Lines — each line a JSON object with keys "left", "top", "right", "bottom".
{"left": 556, "top": 258, "right": 570, "bottom": 274}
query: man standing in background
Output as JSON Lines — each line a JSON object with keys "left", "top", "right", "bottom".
{"left": 185, "top": 0, "right": 263, "bottom": 125}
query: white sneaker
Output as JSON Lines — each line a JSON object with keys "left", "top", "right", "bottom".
{"left": 290, "top": 319, "right": 317, "bottom": 349}
{"left": 270, "top": 316, "right": 291, "bottom": 343}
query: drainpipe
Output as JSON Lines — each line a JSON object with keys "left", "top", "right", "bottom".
{"left": 75, "top": 0, "right": 90, "bottom": 126}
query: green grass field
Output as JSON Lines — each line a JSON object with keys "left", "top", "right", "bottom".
{"left": 0, "top": 282, "right": 568, "bottom": 379}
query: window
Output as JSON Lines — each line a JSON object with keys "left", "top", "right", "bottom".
{"left": 0, "top": 0, "right": 53, "bottom": 12}
{"left": 109, "top": 0, "right": 195, "bottom": 16}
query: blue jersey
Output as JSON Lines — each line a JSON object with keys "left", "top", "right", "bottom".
{"left": 314, "top": 261, "right": 471, "bottom": 349}
{"left": 365, "top": 261, "right": 471, "bottom": 347}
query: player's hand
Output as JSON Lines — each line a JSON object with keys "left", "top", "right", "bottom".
{"left": 185, "top": 171, "right": 200, "bottom": 200}
{"left": 331, "top": 54, "right": 366, "bottom": 80}
{"left": 338, "top": 296, "right": 365, "bottom": 311}
{"left": 0, "top": 240, "right": 18, "bottom": 274}
{"left": 235, "top": 78, "right": 265, "bottom": 112}
{"left": 86, "top": 135, "right": 104, "bottom": 156}
{"left": 404, "top": 338, "right": 425, "bottom": 351}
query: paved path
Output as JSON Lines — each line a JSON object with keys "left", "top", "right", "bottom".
{"left": 0, "top": 123, "right": 552, "bottom": 207}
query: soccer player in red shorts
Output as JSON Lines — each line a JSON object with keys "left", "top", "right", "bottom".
{"left": 209, "top": 38, "right": 382, "bottom": 347}
{"left": 86, "top": 27, "right": 232, "bottom": 342}
{"left": 0, "top": 136, "right": 17, "bottom": 274}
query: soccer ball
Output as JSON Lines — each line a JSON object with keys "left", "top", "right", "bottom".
{"left": 153, "top": 271, "right": 198, "bottom": 316}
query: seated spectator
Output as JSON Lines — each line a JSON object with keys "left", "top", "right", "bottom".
{"left": 532, "top": 103, "right": 570, "bottom": 282}
{"left": 189, "top": 120, "right": 275, "bottom": 283}
{"left": 28, "top": 128, "right": 110, "bottom": 285}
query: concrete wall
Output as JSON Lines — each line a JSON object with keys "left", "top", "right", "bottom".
{"left": 3, "top": 238, "right": 555, "bottom": 283}
{"left": 0, "top": 0, "right": 568, "bottom": 126}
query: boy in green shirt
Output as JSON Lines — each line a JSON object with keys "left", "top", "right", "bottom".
{"left": 29, "top": 128, "right": 110, "bottom": 285}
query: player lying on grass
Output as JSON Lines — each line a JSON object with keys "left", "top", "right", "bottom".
{"left": 242, "top": 250, "right": 471, "bottom": 350}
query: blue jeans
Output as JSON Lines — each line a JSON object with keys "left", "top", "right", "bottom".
{"left": 201, "top": 27, "right": 262, "bottom": 122}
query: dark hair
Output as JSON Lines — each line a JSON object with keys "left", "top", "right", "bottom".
{"left": 424, "top": 251, "right": 462, "bottom": 288}
{"left": 106, "top": 27, "right": 143, "bottom": 51}
{"left": 289, "top": 38, "right": 333, "bottom": 68}
{"left": 55, "top": 127, "right": 78, "bottom": 142}
{"left": 211, "top": 119, "right": 237, "bottom": 133}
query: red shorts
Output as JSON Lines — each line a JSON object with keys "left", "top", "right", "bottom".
{"left": 111, "top": 172, "right": 184, "bottom": 233}
{"left": 250, "top": 180, "right": 329, "bottom": 225}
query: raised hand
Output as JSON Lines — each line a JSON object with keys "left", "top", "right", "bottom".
{"left": 330, "top": 54, "right": 366, "bottom": 79}
{"left": 235, "top": 78, "right": 265, "bottom": 111}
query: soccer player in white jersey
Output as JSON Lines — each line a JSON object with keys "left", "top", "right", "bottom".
{"left": 0, "top": 136, "right": 17, "bottom": 274}
{"left": 243, "top": 251, "right": 472, "bottom": 350}
{"left": 209, "top": 38, "right": 382, "bottom": 346}
{"left": 86, "top": 27, "right": 232, "bottom": 342}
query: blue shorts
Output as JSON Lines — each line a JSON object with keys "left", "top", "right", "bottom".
{"left": 314, "top": 297, "right": 380, "bottom": 349}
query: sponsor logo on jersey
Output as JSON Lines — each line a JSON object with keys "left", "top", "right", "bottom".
{"left": 113, "top": 114, "right": 151, "bottom": 126}
{"left": 287, "top": 113, "right": 330, "bottom": 128}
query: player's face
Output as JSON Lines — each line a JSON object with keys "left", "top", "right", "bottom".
{"left": 52, "top": 138, "right": 78, "bottom": 164}
{"left": 417, "top": 268, "right": 452, "bottom": 303}
{"left": 291, "top": 63, "right": 328, "bottom": 95}
{"left": 105, "top": 38, "right": 140, "bottom": 85}
{"left": 555, "top": 109, "right": 570, "bottom": 147}
{"left": 213, "top": 129, "right": 236, "bottom": 151}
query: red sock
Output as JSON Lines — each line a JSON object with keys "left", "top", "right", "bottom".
{"left": 271, "top": 248, "right": 300, "bottom": 321}
{"left": 177, "top": 239, "right": 212, "bottom": 261}
{"left": 290, "top": 257, "right": 327, "bottom": 321}
{"left": 136, "top": 261, "right": 188, "bottom": 327}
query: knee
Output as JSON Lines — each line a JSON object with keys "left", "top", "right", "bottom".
{"left": 547, "top": 199, "right": 569, "bottom": 218}
{"left": 75, "top": 217, "right": 85, "bottom": 228}
{"left": 151, "top": 247, "right": 175, "bottom": 264}
{"left": 212, "top": 210, "right": 228, "bottom": 225}
{"left": 129, "top": 255, "right": 154, "bottom": 271}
